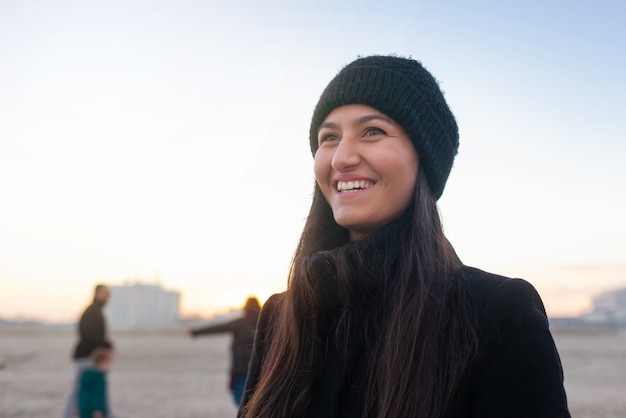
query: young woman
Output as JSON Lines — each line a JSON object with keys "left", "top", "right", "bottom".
{"left": 239, "top": 55, "right": 570, "bottom": 418}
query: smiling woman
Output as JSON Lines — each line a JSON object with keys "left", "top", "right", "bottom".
{"left": 238, "top": 55, "right": 571, "bottom": 418}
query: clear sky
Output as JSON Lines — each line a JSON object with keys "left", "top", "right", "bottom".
{"left": 1, "top": 0, "right": 624, "bottom": 322}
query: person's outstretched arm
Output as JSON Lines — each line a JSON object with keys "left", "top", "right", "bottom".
{"left": 190, "top": 316, "right": 245, "bottom": 337}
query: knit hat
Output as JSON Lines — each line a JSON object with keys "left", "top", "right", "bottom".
{"left": 309, "top": 55, "right": 459, "bottom": 200}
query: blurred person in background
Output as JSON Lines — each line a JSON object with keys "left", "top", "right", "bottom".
{"left": 188, "top": 296, "right": 261, "bottom": 406}
{"left": 78, "top": 346, "right": 114, "bottom": 418}
{"left": 63, "top": 284, "right": 113, "bottom": 418}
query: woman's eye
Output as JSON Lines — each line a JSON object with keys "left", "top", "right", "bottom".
{"left": 319, "top": 133, "right": 339, "bottom": 144}
{"left": 364, "top": 127, "right": 386, "bottom": 136}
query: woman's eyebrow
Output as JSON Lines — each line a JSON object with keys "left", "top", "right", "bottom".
{"left": 317, "top": 121, "right": 339, "bottom": 134}
{"left": 355, "top": 114, "right": 395, "bottom": 126}
{"left": 317, "top": 114, "right": 395, "bottom": 134}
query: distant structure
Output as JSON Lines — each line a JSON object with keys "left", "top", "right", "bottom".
{"left": 581, "top": 287, "right": 626, "bottom": 326}
{"left": 105, "top": 281, "right": 181, "bottom": 330}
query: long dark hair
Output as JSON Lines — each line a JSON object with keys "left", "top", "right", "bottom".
{"left": 242, "top": 168, "right": 479, "bottom": 417}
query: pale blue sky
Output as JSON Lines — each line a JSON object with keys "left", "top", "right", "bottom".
{"left": 1, "top": 0, "right": 624, "bottom": 320}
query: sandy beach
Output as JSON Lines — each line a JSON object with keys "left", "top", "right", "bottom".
{"left": 1, "top": 325, "right": 625, "bottom": 417}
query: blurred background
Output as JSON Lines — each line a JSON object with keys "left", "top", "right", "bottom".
{"left": 1, "top": 0, "right": 624, "bottom": 323}
{"left": 1, "top": 1, "right": 625, "bottom": 417}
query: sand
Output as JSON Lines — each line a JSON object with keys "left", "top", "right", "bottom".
{"left": 1, "top": 325, "right": 625, "bottom": 417}
{"left": 1, "top": 327, "right": 237, "bottom": 417}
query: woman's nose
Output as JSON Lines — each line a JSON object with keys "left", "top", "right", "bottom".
{"left": 331, "top": 137, "right": 361, "bottom": 171}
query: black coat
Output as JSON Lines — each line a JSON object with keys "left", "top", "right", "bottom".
{"left": 240, "top": 266, "right": 570, "bottom": 418}
{"left": 192, "top": 311, "right": 259, "bottom": 378}
{"left": 73, "top": 300, "right": 110, "bottom": 360}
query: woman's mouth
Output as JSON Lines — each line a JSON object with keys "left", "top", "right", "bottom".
{"left": 336, "top": 180, "right": 374, "bottom": 193}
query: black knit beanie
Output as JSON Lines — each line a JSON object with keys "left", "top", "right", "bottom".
{"left": 309, "top": 55, "right": 459, "bottom": 200}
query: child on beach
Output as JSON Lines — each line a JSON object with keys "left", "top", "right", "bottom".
{"left": 77, "top": 346, "right": 114, "bottom": 418}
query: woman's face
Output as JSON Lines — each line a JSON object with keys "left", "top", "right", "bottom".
{"left": 314, "top": 104, "right": 419, "bottom": 241}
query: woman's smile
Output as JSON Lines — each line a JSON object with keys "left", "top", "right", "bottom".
{"left": 334, "top": 175, "right": 376, "bottom": 197}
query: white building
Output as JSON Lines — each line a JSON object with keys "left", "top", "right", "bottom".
{"left": 582, "top": 287, "right": 626, "bottom": 325}
{"left": 105, "top": 281, "right": 181, "bottom": 330}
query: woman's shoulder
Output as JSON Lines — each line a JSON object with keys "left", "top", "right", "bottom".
{"left": 459, "top": 266, "right": 545, "bottom": 310}
{"left": 457, "top": 268, "right": 569, "bottom": 417}
{"left": 459, "top": 266, "right": 550, "bottom": 339}
{"left": 263, "top": 292, "right": 287, "bottom": 308}
{"left": 256, "top": 292, "right": 287, "bottom": 331}
{"left": 260, "top": 292, "right": 286, "bottom": 317}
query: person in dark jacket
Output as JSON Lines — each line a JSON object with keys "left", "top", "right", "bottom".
{"left": 239, "top": 56, "right": 570, "bottom": 418}
{"left": 63, "top": 284, "right": 113, "bottom": 418}
{"left": 189, "top": 296, "right": 261, "bottom": 406}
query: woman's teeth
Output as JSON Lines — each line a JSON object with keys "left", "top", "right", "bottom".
{"left": 337, "top": 180, "right": 373, "bottom": 192}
